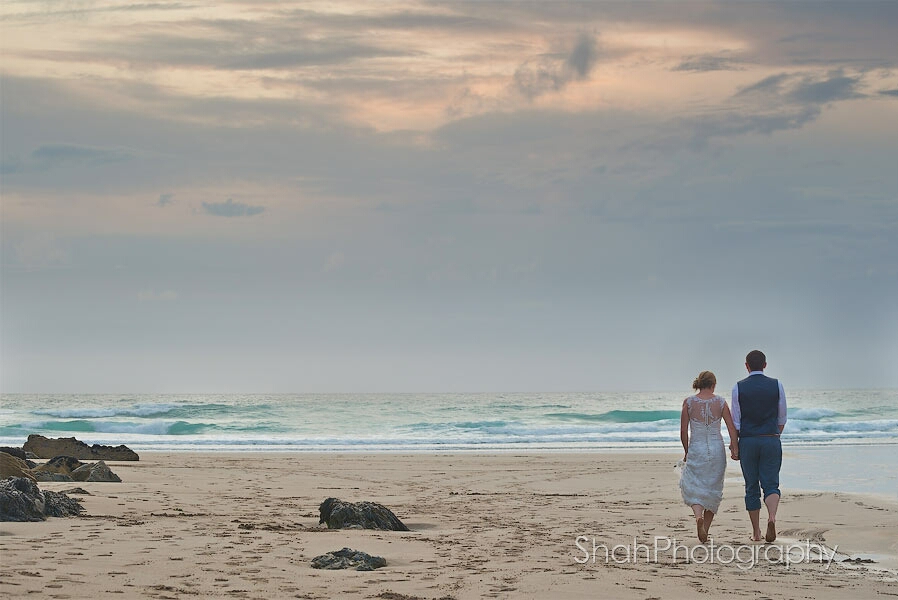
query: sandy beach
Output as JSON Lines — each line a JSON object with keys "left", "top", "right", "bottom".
{"left": 2, "top": 452, "right": 896, "bottom": 599}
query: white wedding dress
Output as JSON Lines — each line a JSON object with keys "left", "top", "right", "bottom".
{"left": 679, "top": 395, "right": 727, "bottom": 514}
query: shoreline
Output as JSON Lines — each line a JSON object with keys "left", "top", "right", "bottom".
{"left": 3, "top": 452, "right": 896, "bottom": 598}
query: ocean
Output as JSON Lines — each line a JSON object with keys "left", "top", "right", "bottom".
{"left": 2, "top": 389, "right": 896, "bottom": 453}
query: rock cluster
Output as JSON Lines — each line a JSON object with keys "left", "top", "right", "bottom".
{"left": 0, "top": 453, "right": 36, "bottom": 482}
{"left": 23, "top": 435, "right": 139, "bottom": 461}
{"left": 32, "top": 456, "right": 121, "bottom": 483}
{"left": 318, "top": 497, "right": 410, "bottom": 531}
{"left": 0, "top": 477, "right": 83, "bottom": 522}
{"left": 310, "top": 547, "right": 387, "bottom": 571}
{"left": 0, "top": 447, "right": 27, "bottom": 460}
{"left": 2, "top": 452, "right": 122, "bottom": 484}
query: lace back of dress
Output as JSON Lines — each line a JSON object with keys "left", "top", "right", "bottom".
{"left": 687, "top": 395, "right": 724, "bottom": 426}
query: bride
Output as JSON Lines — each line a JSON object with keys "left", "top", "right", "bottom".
{"left": 679, "top": 370, "right": 739, "bottom": 542}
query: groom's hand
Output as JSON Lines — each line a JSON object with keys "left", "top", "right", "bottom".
{"left": 729, "top": 445, "right": 739, "bottom": 460}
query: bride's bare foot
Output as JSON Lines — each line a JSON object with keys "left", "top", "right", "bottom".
{"left": 765, "top": 520, "right": 777, "bottom": 543}
{"left": 750, "top": 533, "right": 762, "bottom": 542}
{"left": 703, "top": 509, "right": 714, "bottom": 536}
{"left": 696, "top": 516, "right": 708, "bottom": 543}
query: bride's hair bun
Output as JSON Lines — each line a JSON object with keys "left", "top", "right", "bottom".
{"left": 692, "top": 370, "right": 717, "bottom": 390}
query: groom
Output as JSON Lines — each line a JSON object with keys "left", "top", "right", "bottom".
{"left": 731, "top": 350, "right": 787, "bottom": 542}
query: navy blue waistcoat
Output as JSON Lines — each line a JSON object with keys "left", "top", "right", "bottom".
{"left": 737, "top": 374, "right": 780, "bottom": 437}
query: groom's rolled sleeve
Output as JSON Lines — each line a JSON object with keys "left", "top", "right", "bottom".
{"left": 777, "top": 382, "right": 787, "bottom": 427}
{"left": 731, "top": 385, "right": 741, "bottom": 432}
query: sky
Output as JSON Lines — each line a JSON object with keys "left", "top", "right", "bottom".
{"left": 1, "top": 1, "right": 896, "bottom": 393}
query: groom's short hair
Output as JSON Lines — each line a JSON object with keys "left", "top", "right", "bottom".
{"left": 746, "top": 350, "right": 766, "bottom": 371}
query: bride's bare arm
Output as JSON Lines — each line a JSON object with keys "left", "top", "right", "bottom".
{"left": 722, "top": 403, "right": 739, "bottom": 460}
{"left": 680, "top": 399, "right": 689, "bottom": 460}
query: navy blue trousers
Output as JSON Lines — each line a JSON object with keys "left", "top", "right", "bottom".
{"left": 738, "top": 436, "right": 782, "bottom": 511}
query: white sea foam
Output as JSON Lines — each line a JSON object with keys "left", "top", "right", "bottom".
{"left": 1, "top": 391, "right": 895, "bottom": 452}
{"left": 789, "top": 407, "right": 840, "bottom": 420}
{"left": 33, "top": 403, "right": 182, "bottom": 419}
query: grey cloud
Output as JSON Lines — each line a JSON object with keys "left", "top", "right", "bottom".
{"left": 736, "top": 72, "right": 863, "bottom": 105}
{"left": 512, "top": 60, "right": 568, "bottom": 100}
{"left": 289, "top": 8, "right": 510, "bottom": 33}
{"left": 566, "top": 33, "right": 598, "bottom": 78}
{"left": 879, "top": 89, "right": 898, "bottom": 97}
{"left": 789, "top": 75, "right": 863, "bottom": 104}
{"left": 0, "top": 2, "right": 193, "bottom": 23}
{"left": 84, "top": 18, "right": 414, "bottom": 71}
{"left": 700, "top": 72, "right": 866, "bottom": 144}
{"left": 0, "top": 143, "right": 130, "bottom": 176}
{"left": 737, "top": 73, "right": 794, "bottom": 96}
{"left": 219, "top": 45, "right": 412, "bottom": 71}
{"left": 157, "top": 193, "right": 174, "bottom": 207}
{"left": 32, "top": 143, "right": 129, "bottom": 165}
{"left": 0, "top": 157, "right": 24, "bottom": 175}
{"left": 673, "top": 54, "right": 745, "bottom": 72}
{"left": 687, "top": 106, "right": 821, "bottom": 148}
{"left": 202, "top": 199, "right": 265, "bottom": 218}
{"left": 513, "top": 34, "right": 598, "bottom": 99}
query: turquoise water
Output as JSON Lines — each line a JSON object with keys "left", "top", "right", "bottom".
{"left": 1, "top": 390, "right": 896, "bottom": 452}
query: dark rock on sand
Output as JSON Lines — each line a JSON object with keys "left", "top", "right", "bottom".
{"left": 33, "top": 472, "right": 74, "bottom": 482}
{"left": 31, "top": 457, "right": 121, "bottom": 483}
{"left": 0, "top": 447, "right": 27, "bottom": 460}
{"left": 318, "top": 497, "right": 410, "bottom": 531}
{"left": 32, "top": 456, "right": 83, "bottom": 482}
{"left": 34, "top": 456, "right": 84, "bottom": 475}
{"left": 24, "top": 435, "right": 139, "bottom": 461}
{"left": 843, "top": 557, "right": 876, "bottom": 564}
{"left": 0, "top": 477, "right": 45, "bottom": 521}
{"left": 0, "top": 477, "right": 83, "bottom": 521}
{"left": 0, "top": 453, "right": 36, "bottom": 482}
{"left": 44, "top": 491, "right": 84, "bottom": 517}
{"left": 60, "top": 487, "right": 93, "bottom": 496}
{"left": 310, "top": 547, "right": 387, "bottom": 571}
{"left": 72, "top": 460, "right": 121, "bottom": 483}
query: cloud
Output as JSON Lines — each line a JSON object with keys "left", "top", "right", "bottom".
{"left": 673, "top": 53, "right": 745, "bottom": 72}
{"left": 30, "top": 143, "right": 129, "bottom": 167}
{"left": 691, "top": 72, "right": 868, "bottom": 145}
{"left": 0, "top": 157, "right": 24, "bottom": 175}
{"left": 513, "top": 33, "right": 598, "bottom": 100}
{"left": 201, "top": 198, "right": 265, "bottom": 217}
{"left": 137, "top": 289, "right": 179, "bottom": 302}
{"left": 323, "top": 252, "right": 346, "bottom": 273}
{"left": 12, "top": 233, "right": 69, "bottom": 269}
{"left": 291, "top": 8, "right": 509, "bottom": 33}
{"left": 157, "top": 193, "right": 174, "bottom": 207}
{"left": 84, "top": 18, "right": 414, "bottom": 71}
{"left": 879, "top": 88, "right": 898, "bottom": 97}
{"left": 566, "top": 33, "right": 598, "bottom": 78}
{"left": 789, "top": 75, "right": 863, "bottom": 104}
{"left": 736, "top": 73, "right": 793, "bottom": 96}
{"left": 686, "top": 106, "right": 821, "bottom": 148}
{"left": 737, "top": 72, "right": 863, "bottom": 105}
{"left": 512, "top": 61, "right": 567, "bottom": 100}
{"left": 0, "top": 143, "right": 132, "bottom": 178}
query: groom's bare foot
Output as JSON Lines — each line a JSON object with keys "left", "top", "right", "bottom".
{"left": 765, "top": 521, "right": 777, "bottom": 543}
{"left": 696, "top": 517, "right": 708, "bottom": 543}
